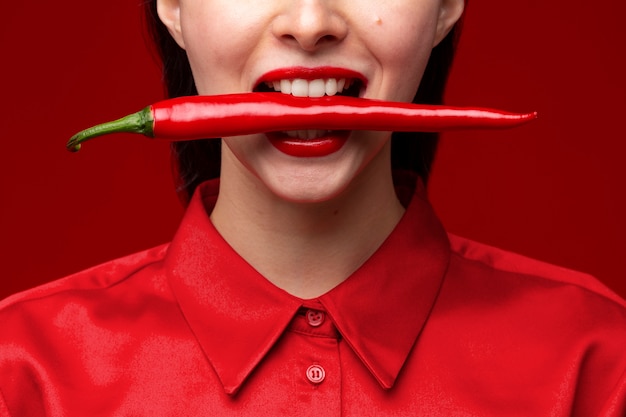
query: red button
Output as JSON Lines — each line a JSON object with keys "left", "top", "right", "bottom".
{"left": 306, "top": 365, "right": 326, "bottom": 384}
{"left": 306, "top": 310, "right": 325, "bottom": 327}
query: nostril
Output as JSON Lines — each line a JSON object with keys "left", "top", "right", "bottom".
{"left": 281, "top": 33, "right": 336, "bottom": 51}
{"left": 316, "top": 34, "right": 339, "bottom": 45}
{"left": 281, "top": 34, "right": 297, "bottom": 43}
{"left": 274, "top": 13, "right": 348, "bottom": 52}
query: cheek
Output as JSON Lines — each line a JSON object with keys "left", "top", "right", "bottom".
{"left": 370, "top": 6, "right": 441, "bottom": 100}
{"left": 178, "top": 3, "right": 265, "bottom": 94}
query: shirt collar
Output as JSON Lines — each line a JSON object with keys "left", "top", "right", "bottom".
{"left": 165, "top": 174, "right": 450, "bottom": 394}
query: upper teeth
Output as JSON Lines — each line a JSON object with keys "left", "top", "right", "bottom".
{"left": 265, "top": 78, "right": 354, "bottom": 97}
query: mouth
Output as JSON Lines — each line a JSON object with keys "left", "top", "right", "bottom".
{"left": 254, "top": 67, "right": 366, "bottom": 140}
{"left": 254, "top": 77, "right": 364, "bottom": 99}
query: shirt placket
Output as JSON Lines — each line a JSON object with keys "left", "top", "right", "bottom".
{"left": 282, "top": 305, "right": 342, "bottom": 416}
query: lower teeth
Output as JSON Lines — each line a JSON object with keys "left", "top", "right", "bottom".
{"left": 285, "top": 130, "right": 330, "bottom": 140}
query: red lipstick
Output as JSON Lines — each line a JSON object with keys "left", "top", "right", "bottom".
{"left": 267, "top": 131, "right": 349, "bottom": 158}
{"left": 255, "top": 66, "right": 367, "bottom": 86}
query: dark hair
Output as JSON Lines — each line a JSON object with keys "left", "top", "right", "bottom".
{"left": 143, "top": 2, "right": 463, "bottom": 203}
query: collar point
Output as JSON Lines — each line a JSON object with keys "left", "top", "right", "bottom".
{"left": 222, "top": 381, "right": 242, "bottom": 396}
{"left": 372, "top": 370, "right": 398, "bottom": 391}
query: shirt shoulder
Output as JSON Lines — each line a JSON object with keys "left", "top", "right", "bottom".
{"left": 442, "top": 234, "right": 626, "bottom": 415}
{"left": 0, "top": 243, "right": 186, "bottom": 416}
{"left": 0, "top": 243, "right": 170, "bottom": 317}
{"left": 447, "top": 233, "right": 626, "bottom": 309}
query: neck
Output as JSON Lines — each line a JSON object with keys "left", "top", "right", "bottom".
{"left": 210, "top": 146, "right": 405, "bottom": 299}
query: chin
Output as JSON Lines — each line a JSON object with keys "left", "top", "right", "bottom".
{"left": 268, "top": 182, "right": 349, "bottom": 205}
{"left": 261, "top": 168, "right": 356, "bottom": 205}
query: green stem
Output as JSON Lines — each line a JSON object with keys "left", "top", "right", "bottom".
{"left": 66, "top": 107, "right": 153, "bottom": 152}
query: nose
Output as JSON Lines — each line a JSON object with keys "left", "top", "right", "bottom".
{"left": 272, "top": 0, "right": 348, "bottom": 52}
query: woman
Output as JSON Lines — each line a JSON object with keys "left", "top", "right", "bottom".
{"left": 1, "top": 0, "right": 625, "bottom": 415}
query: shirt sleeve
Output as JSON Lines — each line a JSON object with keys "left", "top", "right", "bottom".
{"left": 599, "top": 368, "right": 626, "bottom": 417}
{"left": 0, "top": 389, "right": 10, "bottom": 417}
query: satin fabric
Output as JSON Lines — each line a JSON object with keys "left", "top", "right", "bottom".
{"left": 1, "top": 176, "right": 625, "bottom": 416}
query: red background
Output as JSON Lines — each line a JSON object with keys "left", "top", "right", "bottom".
{"left": 1, "top": 0, "right": 625, "bottom": 300}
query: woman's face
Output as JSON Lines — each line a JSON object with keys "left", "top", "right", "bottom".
{"left": 158, "top": 0, "right": 463, "bottom": 203}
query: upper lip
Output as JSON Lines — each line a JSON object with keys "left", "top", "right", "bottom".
{"left": 254, "top": 66, "right": 368, "bottom": 89}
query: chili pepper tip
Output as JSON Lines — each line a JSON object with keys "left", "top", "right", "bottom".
{"left": 66, "top": 107, "right": 153, "bottom": 152}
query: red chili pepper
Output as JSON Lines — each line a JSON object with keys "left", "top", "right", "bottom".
{"left": 66, "top": 92, "right": 537, "bottom": 151}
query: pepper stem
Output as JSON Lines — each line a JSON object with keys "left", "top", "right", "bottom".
{"left": 66, "top": 107, "right": 153, "bottom": 152}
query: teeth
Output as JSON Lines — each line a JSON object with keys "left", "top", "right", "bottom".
{"left": 291, "top": 79, "right": 308, "bottom": 97}
{"left": 325, "top": 79, "right": 338, "bottom": 96}
{"left": 308, "top": 79, "right": 326, "bottom": 97}
{"left": 267, "top": 78, "right": 352, "bottom": 97}
{"left": 285, "top": 129, "right": 330, "bottom": 139}
{"left": 280, "top": 79, "right": 292, "bottom": 94}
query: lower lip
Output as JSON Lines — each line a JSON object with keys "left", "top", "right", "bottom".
{"left": 267, "top": 131, "right": 350, "bottom": 158}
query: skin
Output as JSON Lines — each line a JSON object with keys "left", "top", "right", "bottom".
{"left": 157, "top": 0, "right": 464, "bottom": 298}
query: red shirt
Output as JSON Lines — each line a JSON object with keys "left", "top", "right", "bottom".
{"left": 1, "top": 178, "right": 625, "bottom": 416}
